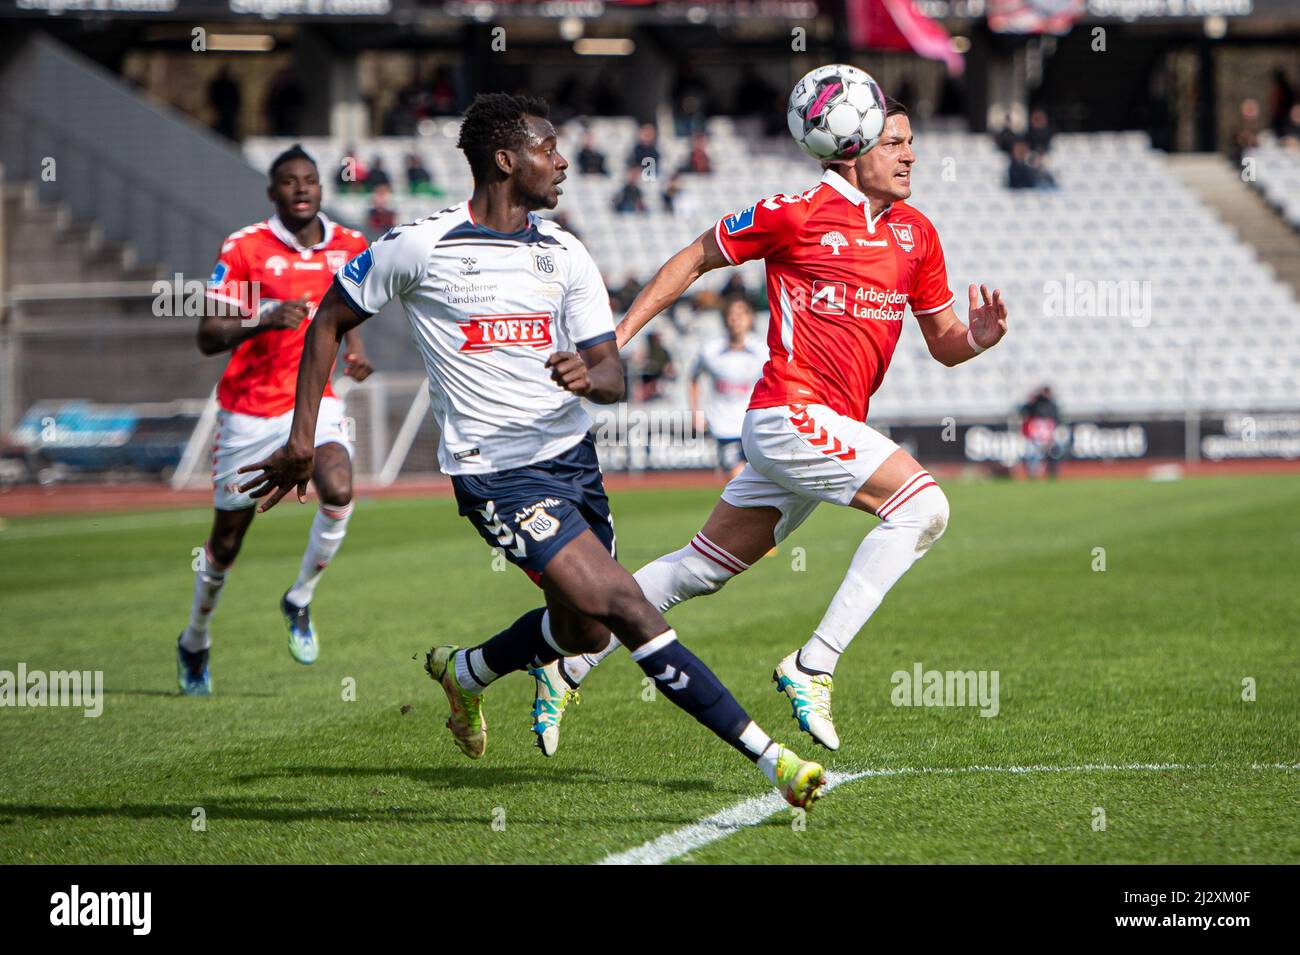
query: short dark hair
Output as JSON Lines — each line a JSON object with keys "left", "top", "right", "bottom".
{"left": 457, "top": 92, "right": 551, "bottom": 182}
{"left": 269, "top": 143, "right": 316, "bottom": 181}
{"left": 885, "top": 97, "right": 908, "bottom": 118}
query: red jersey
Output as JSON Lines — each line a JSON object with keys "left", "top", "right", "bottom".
{"left": 206, "top": 214, "right": 368, "bottom": 417}
{"left": 713, "top": 169, "right": 954, "bottom": 422}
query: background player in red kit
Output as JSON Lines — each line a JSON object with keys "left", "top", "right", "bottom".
{"left": 540, "top": 99, "right": 1009, "bottom": 753}
{"left": 174, "top": 144, "right": 373, "bottom": 695}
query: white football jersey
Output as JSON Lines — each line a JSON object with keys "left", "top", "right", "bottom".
{"left": 692, "top": 337, "right": 767, "bottom": 439}
{"left": 335, "top": 202, "right": 615, "bottom": 474}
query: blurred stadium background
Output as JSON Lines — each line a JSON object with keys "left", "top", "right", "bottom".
{"left": 2, "top": 0, "right": 1300, "bottom": 502}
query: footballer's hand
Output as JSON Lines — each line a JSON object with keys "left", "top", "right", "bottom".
{"left": 967, "top": 284, "right": 1008, "bottom": 350}
{"left": 264, "top": 296, "right": 310, "bottom": 331}
{"left": 344, "top": 347, "right": 374, "bottom": 382}
{"left": 546, "top": 352, "right": 591, "bottom": 396}
{"left": 236, "top": 444, "right": 313, "bottom": 512}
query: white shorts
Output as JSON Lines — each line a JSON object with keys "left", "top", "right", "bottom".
{"left": 721, "top": 404, "right": 901, "bottom": 542}
{"left": 211, "top": 396, "right": 352, "bottom": 511}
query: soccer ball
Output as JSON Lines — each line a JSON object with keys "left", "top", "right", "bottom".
{"left": 787, "top": 65, "right": 887, "bottom": 162}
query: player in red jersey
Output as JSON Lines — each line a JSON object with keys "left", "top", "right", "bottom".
{"left": 533, "top": 98, "right": 1008, "bottom": 753}
{"left": 175, "top": 145, "right": 374, "bottom": 695}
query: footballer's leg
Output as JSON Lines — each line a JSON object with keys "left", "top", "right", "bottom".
{"left": 773, "top": 445, "right": 949, "bottom": 750}
{"left": 528, "top": 599, "right": 591, "bottom": 756}
{"left": 429, "top": 530, "right": 825, "bottom": 806}
{"left": 280, "top": 439, "right": 354, "bottom": 665}
{"left": 544, "top": 533, "right": 824, "bottom": 807}
{"left": 557, "top": 473, "right": 807, "bottom": 689}
{"left": 177, "top": 506, "right": 254, "bottom": 695}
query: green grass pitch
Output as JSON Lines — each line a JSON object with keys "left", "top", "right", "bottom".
{"left": 1, "top": 473, "right": 1297, "bottom": 864}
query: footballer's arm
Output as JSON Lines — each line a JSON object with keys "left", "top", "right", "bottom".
{"left": 916, "top": 283, "right": 1008, "bottom": 367}
{"left": 547, "top": 340, "right": 624, "bottom": 404}
{"left": 616, "top": 229, "right": 729, "bottom": 348}
{"left": 196, "top": 297, "right": 309, "bottom": 355}
{"left": 236, "top": 285, "right": 369, "bottom": 510}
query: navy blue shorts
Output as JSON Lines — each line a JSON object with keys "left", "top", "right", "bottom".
{"left": 451, "top": 435, "right": 616, "bottom": 584}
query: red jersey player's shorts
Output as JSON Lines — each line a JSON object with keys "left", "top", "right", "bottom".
{"left": 211, "top": 396, "right": 353, "bottom": 512}
{"left": 721, "top": 403, "right": 902, "bottom": 543}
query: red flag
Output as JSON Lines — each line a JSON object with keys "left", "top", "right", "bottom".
{"left": 846, "top": 0, "right": 964, "bottom": 76}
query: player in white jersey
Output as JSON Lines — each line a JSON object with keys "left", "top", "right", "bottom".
{"left": 238, "top": 93, "right": 827, "bottom": 808}
{"left": 690, "top": 296, "right": 767, "bottom": 479}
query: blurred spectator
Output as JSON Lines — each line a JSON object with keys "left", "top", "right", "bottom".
{"left": 672, "top": 62, "right": 712, "bottom": 137}
{"left": 662, "top": 171, "right": 698, "bottom": 220}
{"left": 367, "top": 183, "right": 398, "bottom": 238}
{"left": 614, "top": 276, "right": 644, "bottom": 313}
{"left": 208, "top": 67, "right": 240, "bottom": 141}
{"left": 682, "top": 131, "right": 713, "bottom": 175}
{"left": 1282, "top": 104, "right": 1300, "bottom": 149}
{"left": 636, "top": 331, "right": 676, "bottom": 402}
{"left": 429, "top": 66, "right": 458, "bottom": 115}
{"left": 1027, "top": 108, "right": 1053, "bottom": 154}
{"left": 1268, "top": 69, "right": 1295, "bottom": 139}
{"left": 1229, "top": 99, "right": 1261, "bottom": 165}
{"left": 577, "top": 131, "right": 608, "bottom": 175}
{"left": 735, "top": 65, "right": 777, "bottom": 117}
{"left": 367, "top": 156, "right": 392, "bottom": 191}
{"left": 612, "top": 167, "right": 647, "bottom": 214}
{"left": 337, "top": 147, "right": 368, "bottom": 193}
{"left": 993, "top": 112, "right": 1019, "bottom": 154}
{"left": 405, "top": 153, "right": 440, "bottom": 196}
{"left": 627, "top": 123, "right": 660, "bottom": 175}
{"left": 264, "top": 67, "right": 304, "bottom": 136}
{"left": 1008, "top": 141, "right": 1037, "bottom": 190}
{"left": 1019, "top": 386, "right": 1063, "bottom": 480}
{"left": 1006, "top": 137, "right": 1057, "bottom": 191}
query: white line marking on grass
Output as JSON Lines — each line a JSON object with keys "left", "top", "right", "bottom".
{"left": 598, "top": 762, "right": 1300, "bottom": 866}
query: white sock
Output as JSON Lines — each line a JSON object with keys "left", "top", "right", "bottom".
{"left": 801, "top": 474, "right": 949, "bottom": 675}
{"left": 558, "top": 533, "right": 749, "bottom": 686}
{"left": 286, "top": 502, "right": 353, "bottom": 607}
{"left": 455, "top": 648, "right": 496, "bottom": 693}
{"left": 559, "top": 640, "right": 620, "bottom": 685}
{"left": 635, "top": 532, "right": 749, "bottom": 613}
{"left": 181, "top": 545, "right": 227, "bottom": 652}
{"left": 740, "top": 721, "right": 781, "bottom": 783}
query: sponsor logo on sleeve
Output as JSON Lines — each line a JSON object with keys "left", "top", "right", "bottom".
{"left": 340, "top": 248, "right": 374, "bottom": 286}
{"left": 722, "top": 205, "right": 756, "bottom": 235}
{"left": 208, "top": 261, "right": 229, "bottom": 288}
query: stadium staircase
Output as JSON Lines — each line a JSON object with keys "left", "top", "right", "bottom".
{"left": 1167, "top": 153, "right": 1300, "bottom": 298}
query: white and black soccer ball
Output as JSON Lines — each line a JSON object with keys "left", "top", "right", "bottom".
{"left": 787, "top": 64, "right": 887, "bottom": 162}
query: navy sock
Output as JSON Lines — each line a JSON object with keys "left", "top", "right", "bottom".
{"left": 630, "top": 632, "right": 758, "bottom": 761}
{"left": 476, "top": 607, "right": 559, "bottom": 677}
